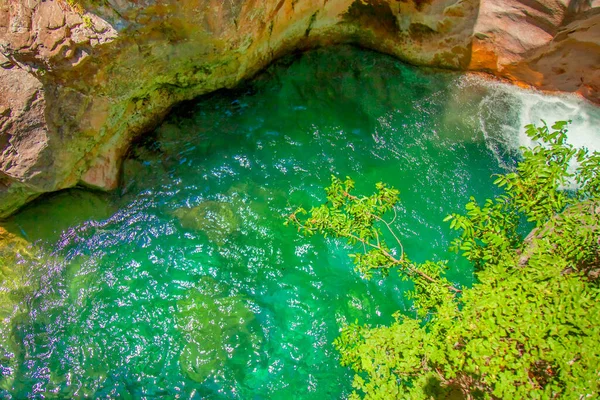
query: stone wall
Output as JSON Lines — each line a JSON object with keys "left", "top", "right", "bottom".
{"left": 0, "top": 0, "right": 598, "bottom": 217}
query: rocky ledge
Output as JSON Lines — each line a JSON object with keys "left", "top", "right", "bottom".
{"left": 0, "top": 0, "right": 599, "bottom": 218}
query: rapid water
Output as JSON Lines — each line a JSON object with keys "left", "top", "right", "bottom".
{"left": 1, "top": 46, "right": 599, "bottom": 399}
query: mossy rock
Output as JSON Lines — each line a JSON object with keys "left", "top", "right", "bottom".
{"left": 0, "top": 227, "right": 36, "bottom": 391}
{"left": 171, "top": 201, "right": 240, "bottom": 245}
{"left": 0, "top": 228, "right": 35, "bottom": 317}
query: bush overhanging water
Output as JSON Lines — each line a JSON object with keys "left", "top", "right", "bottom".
{"left": 289, "top": 121, "right": 600, "bottom": 399}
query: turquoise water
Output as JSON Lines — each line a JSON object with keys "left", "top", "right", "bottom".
{"left": 1, "top": 46, "right": 599, "bottom": 399}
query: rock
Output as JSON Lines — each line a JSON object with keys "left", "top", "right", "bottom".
{"left": 171, "top": 201, "right": 240, "bottom": 245}
{"left": 0, "top": 226, "right": 32, "bottom": 268}
{"left": 0, "top": 0, "right": 598, "bottom": 217}
{"left": 80, "top": 141, "right": 122, "bottom": 190}
{"left": 469, "top": 0, "right": 600, "bottom": 103}
{"left": 0, "top": 226, "right": 35, "bottom": 390}
{"left": 504, "top": 12, "right": 600, "bottom": 104}
{"left": 176, "top": 276, "right": 262, "bottom": 383}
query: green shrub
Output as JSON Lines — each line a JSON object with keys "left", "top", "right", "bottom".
{"left": 288, "top": 121, "right": 600, "bottom": 399}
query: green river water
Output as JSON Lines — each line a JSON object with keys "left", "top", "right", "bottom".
{"left": 1, "top": 46, "right": 599, "bottom": 399}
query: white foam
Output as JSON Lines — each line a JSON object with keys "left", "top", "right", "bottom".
{"left": 457, "top": 75, "right": 600, "bottom": 168}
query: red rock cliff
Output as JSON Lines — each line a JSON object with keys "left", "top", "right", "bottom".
{"left": 0, "top": 0, "right": 598, "bottom": 217}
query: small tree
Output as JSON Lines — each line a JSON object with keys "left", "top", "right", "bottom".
{"left": 288, "top": 121, "right": 600, "bottom": 399}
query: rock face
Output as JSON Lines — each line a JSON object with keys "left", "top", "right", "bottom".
{"left": 0, "top": 0, "right": 598, "bottom": 218}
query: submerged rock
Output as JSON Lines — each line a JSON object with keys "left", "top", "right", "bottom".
{"left": 0, "top": 0, "right": 598, "bottom": 217}
{"left": 0, "top": 227, "right": 34, "bottom": 316}
{"left": 0, "top": 228, "right": 36, "bottom": 391}
{"left": 171, "top": 201, "right": 240, "bottom": 245}
{"left": 176, "top": 276, "right": 262, "bottom": 383}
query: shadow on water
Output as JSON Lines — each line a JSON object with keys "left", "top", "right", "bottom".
{"left": 0, "top": 188, "right": 116, "bottom": 244}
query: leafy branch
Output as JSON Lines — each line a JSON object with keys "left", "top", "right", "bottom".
{"left": 446, "top": 120, "right": 600, "bottom": 273}
{"left": 288, "top": 121, "right": 600, "bottom": 399}
{"left": 286, "top": 176, "right": 461, "bottom": 296}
